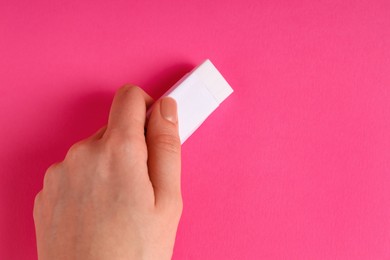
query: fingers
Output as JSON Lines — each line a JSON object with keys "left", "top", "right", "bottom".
{"left": 146, "top": 97, "right": 182, "bottom": 208}
{"left": 105, "top": 85, "right": 153, "bottom": 140}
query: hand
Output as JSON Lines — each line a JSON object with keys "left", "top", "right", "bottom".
{"left": 33, "top": 85, "right": 182, "bottom": 260}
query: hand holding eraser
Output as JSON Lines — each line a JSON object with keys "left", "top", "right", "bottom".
{"left": 151, "top": 59, "right": 233, "bottom": 144}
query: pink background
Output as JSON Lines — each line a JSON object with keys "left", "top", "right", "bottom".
{"left": 1, "top": 0, "right": 390, "bottom": 259}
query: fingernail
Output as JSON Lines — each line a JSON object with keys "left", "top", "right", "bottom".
{"left": 160, "top": 97, "right": 178, "bottom": 123}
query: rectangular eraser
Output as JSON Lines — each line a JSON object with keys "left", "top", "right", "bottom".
{"left": 155, "top": 59, "right": 233, "bottom": 144}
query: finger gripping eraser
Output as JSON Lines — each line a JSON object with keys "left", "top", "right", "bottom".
{"left": 153, "top": 59, "right": 233, "bottom": 144}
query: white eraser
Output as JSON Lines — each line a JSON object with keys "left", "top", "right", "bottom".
{"left": 154, "top": 59, "right": 233, "bottom": 144}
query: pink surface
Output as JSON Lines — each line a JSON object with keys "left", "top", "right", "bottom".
{"left": 1, "top": 0, "right": 390, "bottom": 259}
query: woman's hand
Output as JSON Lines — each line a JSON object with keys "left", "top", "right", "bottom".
{"left": 33, "top": 85, "right": 182, "bottom": 260}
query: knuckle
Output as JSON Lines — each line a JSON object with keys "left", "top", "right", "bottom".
{"left": 43, "top": 162, "right": 61, "bottom": 188}
{"left": 104, "top": 132, "right": 131, "bottom": 150}
{"left": 34, "top": 191, "right": 41, "bottom": 205}
{"left": 153, "top": 133, "right": 181, "bottom": 154}
{"left": 103, "top": 131, "right": 146, "bottom": 156}
{"left": 46, "top": 162, "right": 61, "bottom": 173}
{"left": 66, "top": 141, "right": 89, "bottom": 160}
{"left": 105, "top": 127, "right": 139, "bottom": 143}
{"left": 119, "top": 85, "right": 148, "bottom": 106}
{"left": 118, "top": 84, "right": 141, "bottom": 97}
{"left": 43, "top": 173, "right": 52, "bottom": 189}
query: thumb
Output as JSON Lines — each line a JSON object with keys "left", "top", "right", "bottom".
{"left": 146, "top": 97, "right": 182, "bottom": 208}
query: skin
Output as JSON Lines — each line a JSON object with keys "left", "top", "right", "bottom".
{"left": 33, "top": 85, "right": 182, "bottom": 260}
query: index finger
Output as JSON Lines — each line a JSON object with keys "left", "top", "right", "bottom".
{"left": 106, "top": 85, "right": 153, "bottom": 139}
